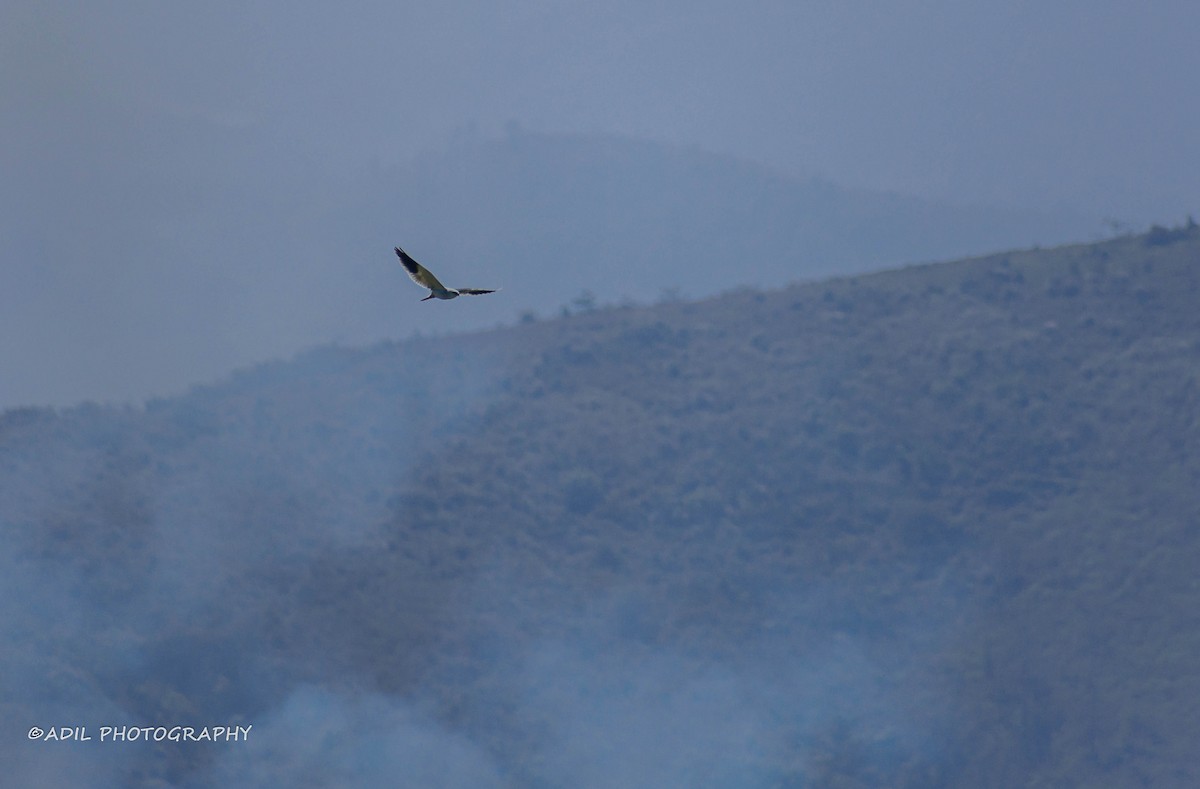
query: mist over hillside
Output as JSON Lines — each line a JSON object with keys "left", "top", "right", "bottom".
{"left": 2, "top": 123, "right": 1096, "bottom": 411}
{"left": 3, "top": 225, "right": 1199, "bottom": 786}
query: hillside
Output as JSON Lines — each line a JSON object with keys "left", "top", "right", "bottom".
{"left": 2, "top": 224, "right": 1199, "bottom": 787}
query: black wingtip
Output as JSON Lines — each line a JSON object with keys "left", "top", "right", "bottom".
{"left": 393, "top": 246, "right": 419, "bottom": 275}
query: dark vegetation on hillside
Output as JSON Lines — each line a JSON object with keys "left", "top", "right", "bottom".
{"left": 3, "top": 224, "right": 1200, "bottom": 787}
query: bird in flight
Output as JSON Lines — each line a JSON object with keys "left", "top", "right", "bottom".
{"left": 394, "top": 246, "right": 498, "bottom": 301}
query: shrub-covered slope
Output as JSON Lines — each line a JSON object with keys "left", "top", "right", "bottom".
{"left": 2, "top": 225, "right": 1199, "bottom": 787}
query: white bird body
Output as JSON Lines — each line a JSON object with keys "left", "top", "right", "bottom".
{"left": 394, "top": 247, "right": 497, "bottom": 301}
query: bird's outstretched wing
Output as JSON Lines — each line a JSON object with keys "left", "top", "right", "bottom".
{"left": 394, "top": 247, "right": 447, "bottom": 291}
{"left": 456, "top": 288, "right": 498, "bottom": 296}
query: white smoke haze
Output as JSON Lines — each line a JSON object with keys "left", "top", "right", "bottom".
{"left": 202, "top": 686, "right": 505, "bottom": 788}
{"left": 0, "top": 383, "right": 969, "bottom": 787}
{"left": 0, "top": 337, "right": 512, "bottom": 785}
{"left": 185, "top": 571, "right": 966, "bottom": 788}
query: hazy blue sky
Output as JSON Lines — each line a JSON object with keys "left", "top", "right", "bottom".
{"left": 3, "top": 1, "right": 1198, "bottom": 408}
{"left": 9, "top": 0, "right": 1195, "bottom": 214}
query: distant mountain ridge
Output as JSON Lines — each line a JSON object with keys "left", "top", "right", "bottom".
{"left": 4, "top": 121, "right": 1098, "bottom": 409}
{"left": 356, "top": 126, "right": 1096, "bottom": 303}
{"left": 6, "top": 224, "right": 1199, "bottom": 787}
